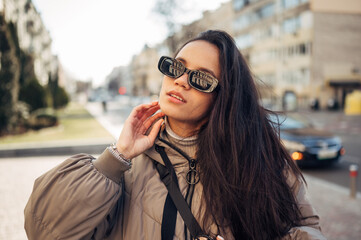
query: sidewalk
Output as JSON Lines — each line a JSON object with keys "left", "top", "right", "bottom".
{"left": 303, "top": 174, "right": 361, "bottom": 239}
{"left": 0, "top": 139, "right": 111, "bottom": 157}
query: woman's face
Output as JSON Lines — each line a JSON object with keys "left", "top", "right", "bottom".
{"left": 159, "top": 40, "right": 221, "bottom": 131}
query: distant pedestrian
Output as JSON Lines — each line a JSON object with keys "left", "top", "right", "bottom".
{"left": 24, "top": 30, "right": 326, "bottom": 240}
{"left": 310, "top": 98, "right": 320, "bottom": 110}
{"left": 101, "top": 100, "right": 107, "bottom": 112}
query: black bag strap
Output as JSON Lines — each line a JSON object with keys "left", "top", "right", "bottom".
{"left": 155, "top": 149, "right": 178, "bottom": 240}
{"left": 154, "top": 145, "right": 212, "bottom": 240}
{"left": 162, "top": 193, "right": 178, "bottom": 239}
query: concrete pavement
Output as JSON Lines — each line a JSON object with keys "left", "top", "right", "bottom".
{"left": 0, "top": 139, "right": 110, "bottom": 158}
{"left": 0, "top": 156, "right": 68, "bottom": 240}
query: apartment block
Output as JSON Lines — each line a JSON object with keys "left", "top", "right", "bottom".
{"left": 169, "top": 1, "right": 234, "bottom": 53}
{"left": 131, "top": 1, "right": 234, "bottom": 97}
{"left": 130, "top": 45, "right": 161, "bottom": 96}
{"left": 233, "top": 0, "right": 361, "bottom": 109}
{"left": 1, "top": 0, "right": 57, "bottom": 85}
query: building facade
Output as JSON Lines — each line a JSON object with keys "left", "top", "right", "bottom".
{"left": 131, "top": 1, "right": 234, "bottom": 97}
{"left": 232, "top": 0, "right": 361, "bottom": 109}
{"left": 1, "top": 0, "right": 57, "bottom": 85}
{"left": 104, "top": 65, "right": 132, "bottom": 97}
{"left": 130, "top": 45, "right": 161, "bottom": 96}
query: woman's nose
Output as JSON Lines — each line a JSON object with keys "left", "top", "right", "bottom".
{"left": 174, "top": 73, "right": 191, "bottom": 90}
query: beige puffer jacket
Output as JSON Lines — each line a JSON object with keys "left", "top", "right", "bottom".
{"left": 24, "top": 126, "right": 326, "bottom": 240}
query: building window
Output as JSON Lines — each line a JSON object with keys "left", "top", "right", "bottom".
{"left": 282, "top": 0, "right": 299, "bottom": 9}
{"left": 257, "top": 3, "right": 275, "bottom": 19}
{"left": 282, "top": 42, "right": 312, "bottom": 58}
{"left": 282, "top": 68, "right": 310, "bottom": 85}
{"left": 233, "top": 14, "right": 252, "bottom": 31}
{"left": 235, "top": 33, "right": 253, "bottom": 49}
{"left": 233, "top": 0, "right": 249, "bottom": 11}
{"left": 257, "top": 74, "right": 276, "bottom": 86}
{"left": 282, "top": 0, "right": 309, "bottom": 10}
{"left": 299, "top": 43, "right": 306, "bottom": 54}
{"left": 233, "top": 3, "right": 275, "bottom": 31}
{"left": 283, "top": 16, "right": 300, "bottom": 34}
{"left": 233, "top": 0, "right": 263, "bottom": 11}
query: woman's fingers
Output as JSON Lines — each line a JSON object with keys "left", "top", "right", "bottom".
{"left": 143, "top": 111, "right": 165, "bottom": 131}
{"left": 135, "top": 110, "right": 164, "bottom": 136}
{"left": 133, "top": 102, "right": 159, "bottom": 119}
{"left": 138, "top": 105, "right": 161, "bottom": 124}
{"left": 147, "top": 118, "right": 164, "bottom": 145}
{"left": 131, "top": 103, "right": 162, "bottom": 130}
{"left": 116, "top": 101, "right": 164, "bottom": 159}
{"left": 128, "top": 102, "right": 159, "bottom": 121}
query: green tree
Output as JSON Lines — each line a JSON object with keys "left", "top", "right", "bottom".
{"left": 19, "top": 78, "right": 47, "bottom": 112}
{"left": 153, "top": 0, "right": 182, "bottom": 53}
{"left": 0, "top": 15, "right": 20, "bottom": 135}
{"left": 47, "top": 73, "right": 69, "bottom": 109}
{"left": 53, "top": 86, "right": 69, "bottom": 109}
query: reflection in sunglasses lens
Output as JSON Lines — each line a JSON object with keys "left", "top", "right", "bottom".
{"left": 190, "top": 72, "right": 211, "bottom": 90}
{"left": 169, "top": 61, "right": 183, "bottom": 77}
{"left": 159, "top": 57, "right": 217, "bottom": 92}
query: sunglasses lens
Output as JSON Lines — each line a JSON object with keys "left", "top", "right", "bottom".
{"left": 158, "top": 56, "right": 218, "bottom": 93}
{"left": 160, "top": 58, "right": 184, "bottom": 78}
{"left": 189, "top": 71, "right": 216, "bottom": 92}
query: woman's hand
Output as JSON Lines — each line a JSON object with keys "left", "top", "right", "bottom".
{"left": 115, "top": 101, "right": 165, "bottom": 159}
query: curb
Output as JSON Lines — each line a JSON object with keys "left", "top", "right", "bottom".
{"left": 0, "top": 143, "right": 109, "bottom": 158}
{"left": 304, "top": 173, "right": 361, "bottom": 199}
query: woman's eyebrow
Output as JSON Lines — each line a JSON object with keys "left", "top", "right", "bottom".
{"left": 175, "top": 57, "right": 217, "bottom": 78}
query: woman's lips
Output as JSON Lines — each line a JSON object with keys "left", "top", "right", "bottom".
{"left": 167, "top": 91, "right": 186, "bottom": 103}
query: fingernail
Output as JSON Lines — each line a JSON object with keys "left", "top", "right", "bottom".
{"left": 217, "top": 235, "right": 224, "bottom": 240}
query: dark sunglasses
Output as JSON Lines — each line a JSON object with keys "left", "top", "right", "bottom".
{"left": 158, "top": 56, "right": 219, "bottom": 93}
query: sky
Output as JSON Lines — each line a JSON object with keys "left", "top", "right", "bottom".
{"left": 32, "top": 0, "right": 229, "bottom": 86}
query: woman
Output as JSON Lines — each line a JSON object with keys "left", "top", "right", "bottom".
{"left": 25, "top": 30, "right": 325, "bottom": 240}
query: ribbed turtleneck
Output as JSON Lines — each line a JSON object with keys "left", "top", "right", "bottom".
{"left": 161, "top": 117, "right": 198, "bottom": 159}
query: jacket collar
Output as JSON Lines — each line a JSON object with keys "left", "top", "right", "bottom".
{"left": 144, "top": 118, "right": 198, "bottom": 167}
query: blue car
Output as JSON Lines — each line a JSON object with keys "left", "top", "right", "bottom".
{"left": 269, "top": 113, "right": 345, "bottom": 167}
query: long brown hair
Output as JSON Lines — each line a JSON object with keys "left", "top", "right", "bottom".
{"left": 178, "top": 30, "right": 304, "bottom": 239}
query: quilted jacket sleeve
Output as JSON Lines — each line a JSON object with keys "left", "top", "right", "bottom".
{"left": 282, "top": 171, "right": 327, "bottom": 240}
{"left": 24, "top": 149, "right": 131, "bottom": 240}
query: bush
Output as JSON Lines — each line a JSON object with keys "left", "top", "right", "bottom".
{"left": 19, "top": 78, "right": 47, "bottom": 112}
{"left": 53, "top": 86, "right": 69, "bottom": 109}
{"left": 10, "top": 101, "right": 30, "bottom": 134}
{"left": 27, "top": 108, "right": 58, "bottom": 130}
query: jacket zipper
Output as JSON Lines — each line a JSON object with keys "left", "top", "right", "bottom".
{"left": 184, "top": 159, "right": 197, "bottom": 240}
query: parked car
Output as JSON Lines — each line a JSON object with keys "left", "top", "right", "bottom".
{"left": 269, "top": 113, "right": 345, "bottom": 167}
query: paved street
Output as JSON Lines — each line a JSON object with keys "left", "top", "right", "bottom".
{"left": 300, "top": 109, "right": 361, "bottom": 192}
{"left": 0, "top": 156, "right": 67, "bottom": 240}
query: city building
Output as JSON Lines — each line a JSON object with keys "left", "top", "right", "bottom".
{"left": 167, "top": 1, "right": 234, "bottom": 55}
{"left": 232, "top": 0, "right": 361, "bottom": 110}
{"left": 104, "top": 65, "right": 132, "bottom": 97}
{"left": 131, "top": 1, "right": 234, "bottom": 97}
{"left": 130, "top": 45, "right": 160, "bottom": 96}
{"left": 1, "top": 0, "right": 57, "bottom": 85}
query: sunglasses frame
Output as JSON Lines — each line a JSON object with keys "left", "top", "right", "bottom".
{"left": 158, "top": 56, "right": 219, "bottom": 93}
